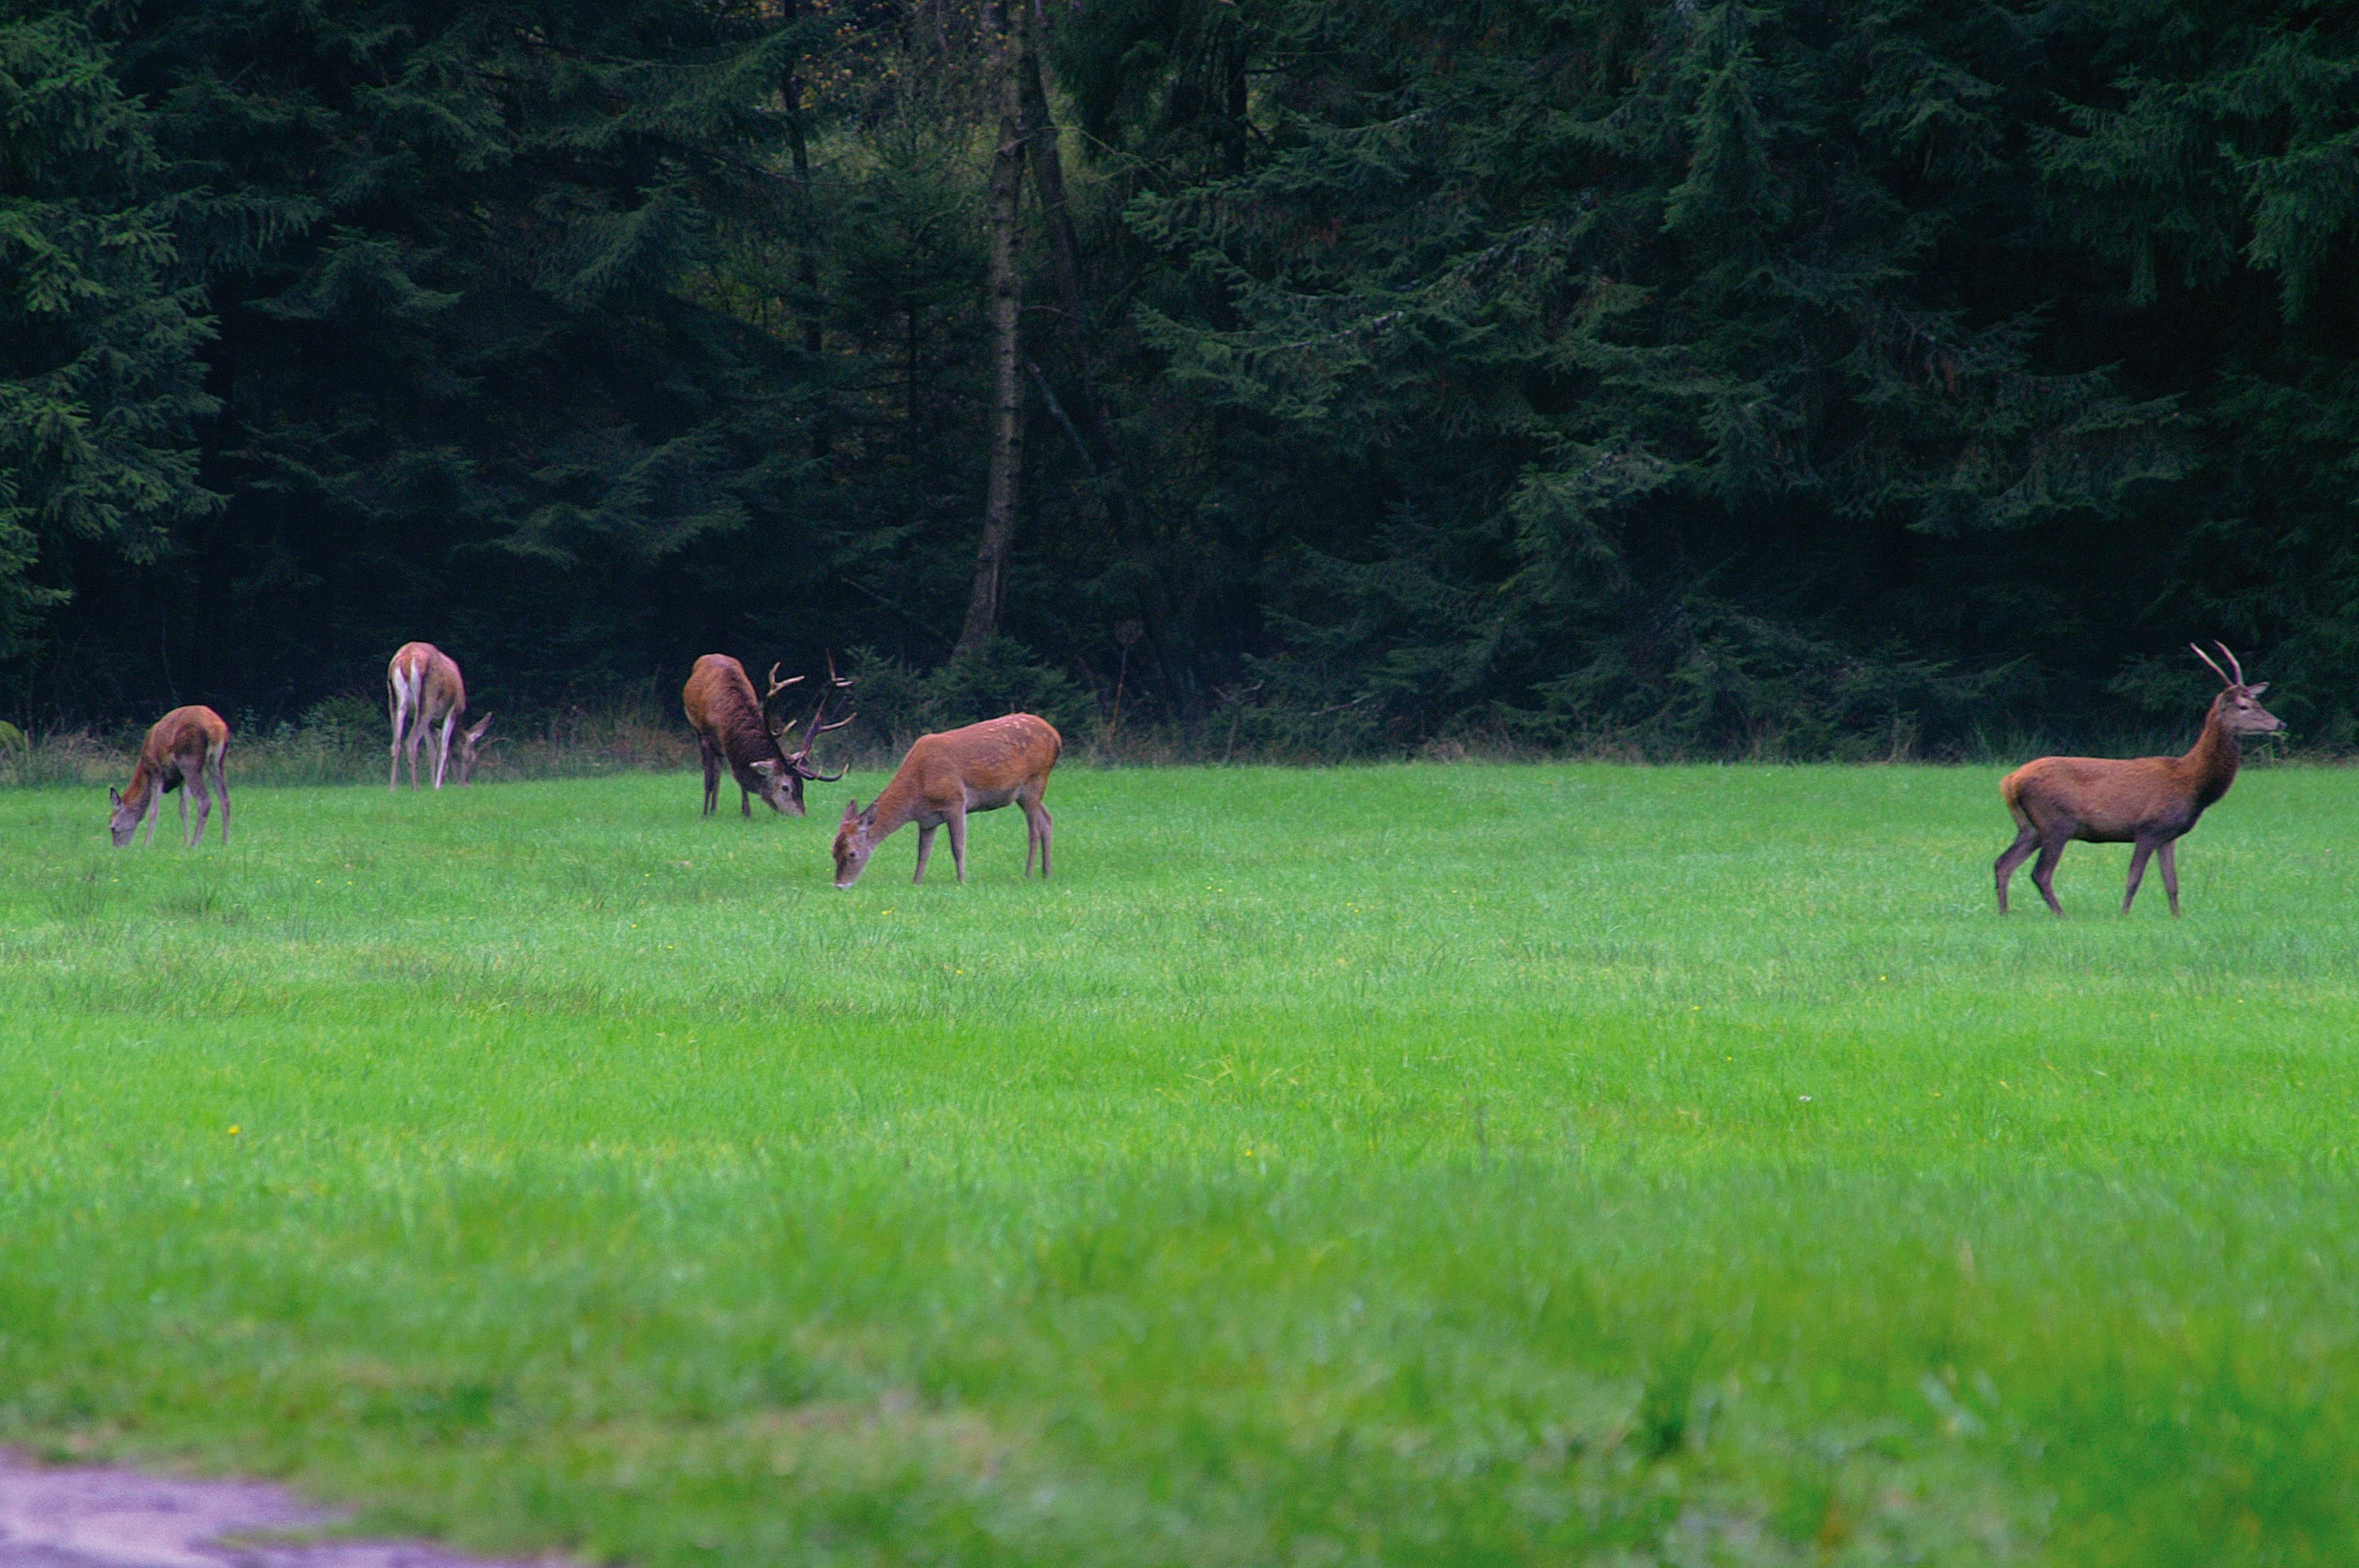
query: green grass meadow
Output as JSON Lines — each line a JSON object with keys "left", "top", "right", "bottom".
{"left": 4, "top": 764, "right": 2357, "bottom": 1564}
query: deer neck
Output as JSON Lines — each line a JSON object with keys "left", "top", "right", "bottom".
{"left": 722, "top": 702, "right": 783, "bottom": 768}
{"left": 2181, "top": 701, "right": 2241, "bottom": 808}
{"left": 123, "top": 757, "right": 162, "bottom": 811}
{"left": 866, "top": 768, "right": 925, "bottom": 837}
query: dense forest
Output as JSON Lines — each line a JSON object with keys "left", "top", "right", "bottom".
{"left": 3, "top": 0, "right": 2355, "bottom": 756}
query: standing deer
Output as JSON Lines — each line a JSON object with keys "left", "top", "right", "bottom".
{"left": 682, "top": 654, "right": 853, "bottom": 817}
{"left": 1995, "top": 641, "right": 2284, "bottom": 916}
{"left": 832, "top": 713, "right": 1061, "bottom": 887}
{"left": 109, "top": 706, "right": 230, "bottom": 847}
{"left": 388, "top": 642, "right": 492, "bottom": 789}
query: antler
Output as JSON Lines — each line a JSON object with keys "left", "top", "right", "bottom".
{"left": 2190, "top": 642, "right": 2233, "bottom": 687}
{"left": 2215, "top": 640, "right": 2246, "bottom": 686}
{"left": 787, "top": 653, "right": 856, "bottom": 780}
{"left": 762, "top": 662, "right": 806, "bottom": 737}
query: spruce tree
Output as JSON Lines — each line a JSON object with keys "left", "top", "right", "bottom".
{"left": 0, "top": 4, "right": 214, "bottom": 666}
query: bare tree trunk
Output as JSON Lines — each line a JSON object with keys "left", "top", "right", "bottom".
{"left": 1223, "top": 11, "right": 1249, "bottom": 178}
{"left": 1014, "top": 49, "right": 1113, "bottom": 497}
{"left": 1021, "top": 9, "right": 1257, "bottom": 715}
{"left": 957, "top": 0, "right": 1029, "bottom": 658}
{"left": 1019, "top": 17, "right": 1197, "bottom": 703}
{"left": 783, "top": 2, "right": 827, "bottom": 457}
{"left": 1017, "top": 45, "right": 1125, "bottom": 524}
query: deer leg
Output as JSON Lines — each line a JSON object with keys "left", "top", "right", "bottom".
{"left": 389, "top": 690, "right": 405, "bottom": 790}
{"left": 740, "top": 782, "right": 752, "bottom": 819}
{"left": 913, "top": 824, "right": 936, "bottom": 884}
{"left": 408, "top": 701, "right": 430, "bottom": 789}
{"left": 2159, "top": 840, "right": 2181, "bottom": 917}
{"left": 185, "top": 763, "right": 211, "bottom": 847}
{"left": 142, "top": 787, "right": 161, "bottom": 846}
{"left": 2029, "top": 831, "right": 2070, "bottom": 916}
{"left": 433, "top": 713, "right": 455, "bottom": 789}
{"left": 176, "top": 775, "right": 190, "bottom": 844}
{"left": 1017, "top": 786, "right": 1043, "bottom": 877}
{"left": 1994, "top": 822, "right": 2038, "bottom": 914}
{"left": 213, "top": 750, "right": 230, "bottom": 844}
{"left": 946, "top": 806, "right": 968, "bottom": 884}
{"left": 1022, "top": 796, "right": 1052, "bottom": 879}
{"left": 698, "top": 737, "right": 720, "bottom": 815}
{"left": 2123, "top": 840, "right": 2154, "bottom": 913}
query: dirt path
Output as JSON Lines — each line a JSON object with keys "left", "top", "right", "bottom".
{"left": 0, "top": 1455, "right": 558, "bottom": 1567}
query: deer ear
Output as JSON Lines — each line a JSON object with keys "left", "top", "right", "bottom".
{"left": 840, "top": 797, "right": 861, "bottom": 825}
{"left": 108, "top": 786, "right": 122, "bottom": 806}
{"left": 2245, "top": 681, "right": 2268, "bottom": 696}
{"left": 466, "top": 713, "right": 493, "bottom": 741}
{"left": 751, "top": 757, "right": 780, "bottom": 775}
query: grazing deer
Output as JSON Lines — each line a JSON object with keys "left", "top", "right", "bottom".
{"left": 832, "top": 713, "right": 1060, "bottom": 887}
{"left": 682, "top": 654, "right": 853, "bottom": 817}
{"left": 388, "top": 642, "right": 492, "bottom": 789}
{"left": 109, "top": 706, "right": 230, "bottom": 847}
{"left": 1995, "top": 642, "right": 2284, "bottom": 916}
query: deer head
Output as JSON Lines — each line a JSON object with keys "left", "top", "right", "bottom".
{"left": 752, "top": 666, "right": 809, "bottom": 815}
{"left": 833, "top": 797, "right": 878, "bottom": 887}
{"left": 732, "top": 757, "right": 790, "bottom": 815}
{"left": 766, "top": 657, "right": 855, "bottom": 816}
{"left": 453, "top": 713, "right": 493, "bottom": 784}
{"left": 2190, "top": 642, "right": 2285, "bottom": 736}
{"left": 107, "top": 786, "right": 141, "bottom": 847}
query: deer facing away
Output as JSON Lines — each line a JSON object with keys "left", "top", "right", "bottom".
{"left": 682, "top": 654, "right": 852, "bottom": 817}
{"left": 833, "top": 713, "right": 1060, "bottom": 887}
{"left": 110, "top": 706, "right": 230, "bottom": 847}
{"left": 1995, "top": 642, "right": 2283, "bottom": 916}
{"left": 388, "top": 642, "right": 492, "bottom": 789}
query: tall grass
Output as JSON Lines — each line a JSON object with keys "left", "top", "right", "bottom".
{"left": 8, "top": 696, "right": 2327, "bottom": 786}
{"left": 0, "top": 702, "right": 701, "bottom": 789}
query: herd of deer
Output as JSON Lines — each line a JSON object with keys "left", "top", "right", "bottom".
{"left": 107, "top": 643, "right": 1062, "bottom": 890}
{"left": 105, "top": 641, "right": 2277, "bottom": 912}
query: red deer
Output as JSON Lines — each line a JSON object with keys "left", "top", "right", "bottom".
{"left": 682, "top": 654, "right": 852, "bottom": 817}
{"left": 1995, "top": 642, "right": 2283, "bottom": 916}
{"left": 109, "top": 706, "right": 230, "bottom": 847}
{"left": 388, "top": 642, "right": 492, "bottom": 789}
{"left": 832, "top": 713, "right": 1060, "bottom": 887}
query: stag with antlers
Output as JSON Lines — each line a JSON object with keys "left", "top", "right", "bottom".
{"left": 682, "top": 654, "right": 854, "bottom": 818}
{"left": 1995, "top": 641, "right": 2283, "bottom": 916}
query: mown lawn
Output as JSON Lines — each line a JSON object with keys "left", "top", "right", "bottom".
{"left": 2, "top": 763, "right": 2356, "bottom": 1565}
